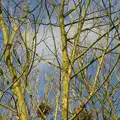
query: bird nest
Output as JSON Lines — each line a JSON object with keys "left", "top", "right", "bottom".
{"left": 37, "top": 101, "right": 52, "bottom": 118}
{"left": 73, "top": 107, "right": 97, "bottom": 120}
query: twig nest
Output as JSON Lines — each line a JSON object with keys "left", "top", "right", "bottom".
{"left": 73, "top": 107, "right": 97, "bottom": 120}
{"left": 37, "top": 101, "right": 52, "bottom": 118}
{"left": 74, "top": 111, "right": 92, "bottom": 120}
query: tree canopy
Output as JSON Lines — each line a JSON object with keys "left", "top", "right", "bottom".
{"left": 0, "top": 0, "right": 120, "bottom": 120}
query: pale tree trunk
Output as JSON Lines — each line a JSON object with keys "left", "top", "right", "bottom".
{"left": 0, "top": 2, "right": 28, "bottom": 120}
{"left": 59, "top": 0, "right": 72, "bottom": 119}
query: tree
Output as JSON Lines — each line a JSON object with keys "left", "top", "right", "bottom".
{"left": 0, "top": 0, "right": 120, "bottom": 120}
